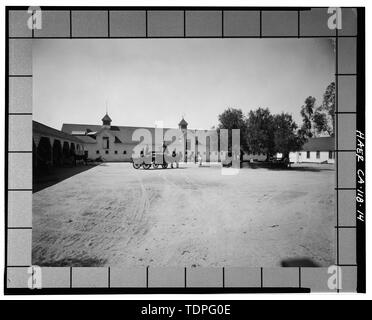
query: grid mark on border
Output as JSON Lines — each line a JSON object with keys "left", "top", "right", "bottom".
{"left": 70, "top": 267, "right": 72, "bottom": 288}
{"left": 8, "top": 227, "right": 32, "bottom": 230}
{"left": 108, "top": 267, "right": 110, "bottom": 288}
{"left": 31, "top": 9, "right": 34, "bottom": 38}
{"left": 69, "top": 10, "right": 72, "bottom": 38}
{"left": 222, "top": 267, "right": 225, "bottom": 288}
{"left": 260, "top": 267, "right": 263, "bottom": 287}
{"left": 107, "top": 10, "right": 110, "bottom": 37}
{"left": 259, "top": 11, "right": 262, "bottom": 38}
{"left": 145, "top": 10, "right": 148, "bottom": 38}
{"left": 8, "top": 151, "right": 32, "bottom": 153}
{"left": 221, "top": 10, "right": 224, "bottom": 38}
{"left": 335, "top": 226, "right": 357, "bottom": 229}
{"left": 336, "top": 28, "right": 340, "bottom": 272}
{"left": 5, "top": 6, "right": 362, "bottom": 294}
{"left": 146, "top": 266, "right": 149, "bottom": 288}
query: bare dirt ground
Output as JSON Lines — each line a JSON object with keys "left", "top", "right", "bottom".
{"left": 32, "top": 162, "right": 335, "bottom": 267}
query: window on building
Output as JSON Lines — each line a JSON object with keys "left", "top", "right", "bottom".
{"left": 114, "top": 150, "right": 118, "bottom": 154}
{"left": 123, "top": 150, "right": 127, "bottom": 155}
{"left": 329, "top": 151, "right": 333, "bottom": 159}
{"left": 316, "top": 151, "right": 320, "bottom": 159}
{"left": 96, "top": 150, "right": 100, "bottom": 154}
{"left": 306, "top": 151, "right": 310, "bottom": 159}
{"left": 102, "top": 137, "right": 109, "bottom": 149}
{"left": 105, "top": 150, "right": 109, "bottom": 154}
{"left": 186, "top": 139, "right": 191, "bottom": 150}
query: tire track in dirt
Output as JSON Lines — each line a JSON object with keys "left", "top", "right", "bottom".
{"left": 33, "top": 169, "right": 157, "bottom": 266}
{"left": 126, "top": 171, "right": 152, "bottom": 244}
{"left": 155, "top": 169, "right": 217, "bottom": 266}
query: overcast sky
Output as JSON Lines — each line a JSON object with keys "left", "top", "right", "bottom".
{"left": 33, "top": 39, "right": 335, "bottom": 131}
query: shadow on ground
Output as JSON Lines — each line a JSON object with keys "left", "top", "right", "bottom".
{"left": 281, "top": 258, "right": 320, "bottom": 267}
{"left": 242, "top": 162, "right": 335, "bottom": 172}
{"left": 33, "top": 164, "right": 98, "bottom": 193}
{"left": 32, "top": 256, "right": 107, "bottom": 267}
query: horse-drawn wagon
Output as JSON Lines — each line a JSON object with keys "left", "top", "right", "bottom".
{"left": 132, "top": 151, "right": 180, "bottom": 170}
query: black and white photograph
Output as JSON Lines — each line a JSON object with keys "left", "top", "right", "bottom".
{"left": 32, "top": 38, "right": 336, "bottom": 268}
{"left": 4, "top": 4, "right": 366, "bottom": 298}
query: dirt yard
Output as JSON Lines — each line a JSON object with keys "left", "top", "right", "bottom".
{"left": 32, "top": 162, "right": 335, "bottom": 267}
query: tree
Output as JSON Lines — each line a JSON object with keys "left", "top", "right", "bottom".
{"left": 218, "top": 107, "right": 307, "bottom": 162}
{"left": 312, "top": 110, "right": 329, "bottom": 134}
{"left": 300, "top": 96, "right": 316, "bottom": 138}
{"left": 246, "top": 108, "right": 275, "bottom": 159}
{"left": 299, "top": 83, "right": 335, "bottom": 137}
{"left": 246, "top": 108, "right": 305, "bottom": 159}
{"left": 322, "top": 82, "right": 336, "bottom": 136}
{"left": 218, "top": 107, "right": 248, "bottom": 152}
{"left": 272, "top": 113, "right": 303, "bottom": 157}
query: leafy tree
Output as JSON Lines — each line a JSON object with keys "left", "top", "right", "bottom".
{"left": 312, "top": 110, "right": 329, "bottom": 135}
{"left": 299, "top": 83, "right": 335, "bottom": 137}
{"left": 322, "top": 82, "right": 336, "bottom": 136}
{"left": 218, "top": 107, "right": 248, "bottom": 152}
{"left": 218, "top": 107, "right": 307, "bottom": 161}
{"left": 273, "top": 113, "right": 303, "bottom": 157}
{"left": 246, "top": 108, "right": 305, "bottom": 159}
{"left": 218, "top": 107, "right": 246, "bottom": 130}
{"left": 246, "top": 108, "right": 275, "bottom": 159}
{"left": 300, "top": 96, "right": 316, "bottom": 138}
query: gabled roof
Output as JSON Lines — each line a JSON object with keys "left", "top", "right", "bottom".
{"left": 178, "top": 118, "right": 188, "bottom": 127}
{"left": 33, "top": 121, "right": 86, "bottom": 144}
{"left": 61, "top": 123, "right": 218, "bottom": 146}
{"left": 302, "top": 137, "right": 335, "bottom": 151}
{"left": 114, "top": 136, "right": 122, "bottom": 143}
{"left": 102, "top": 113, "right": 112, "bottom": 122}
{"left": 76, "top": 135, "right": 97, "bottom": 144}
{"left": 62, "top": 123, "right": 172, "bottom": 145}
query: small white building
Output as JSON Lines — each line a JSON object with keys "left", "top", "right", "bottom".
{"left": 289, "top": 137, "right": 335, "bottom": 164}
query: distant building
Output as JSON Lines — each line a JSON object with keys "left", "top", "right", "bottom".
{"left": 61, "top": 113, "right": 220, "bottom": 163}
{"left": 289, "top": 137, "right": 335, "bottom": 164}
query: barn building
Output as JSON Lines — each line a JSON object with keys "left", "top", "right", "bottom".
{"left": 60, "top": 113, "right": 220, "bottom": 163}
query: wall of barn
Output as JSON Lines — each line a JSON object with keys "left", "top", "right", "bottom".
{"left": 33, "top": 132, "right": 85, "bottom": 170}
